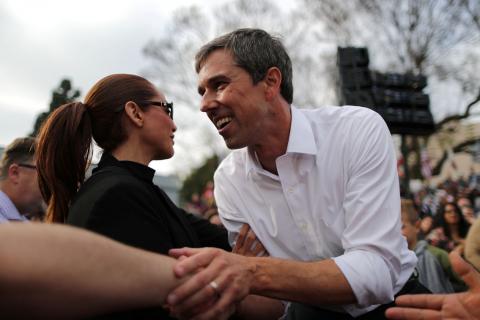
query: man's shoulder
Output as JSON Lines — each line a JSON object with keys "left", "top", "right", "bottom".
{"left": 298, "top": 105, "right": 381, "bottom": 125}
{"left": 215, "top": 150, "right": 248, "bottom": 180}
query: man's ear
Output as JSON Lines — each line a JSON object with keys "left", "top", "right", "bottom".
{"left": 7, "top": 164, "right": 20, "bottom": 184}
{"left": 124, "top": 101, "right": 144, "bottom": 128}
{"left": 264, "top": 67, "right": 282, "bottom": 101}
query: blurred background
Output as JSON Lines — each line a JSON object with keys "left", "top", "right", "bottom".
{"left": 1, "top": 0, "right": 479, "bottom": 205}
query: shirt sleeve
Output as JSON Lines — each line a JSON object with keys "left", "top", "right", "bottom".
{"left": 333, "top": 110, "right": 415, "bottom": 307}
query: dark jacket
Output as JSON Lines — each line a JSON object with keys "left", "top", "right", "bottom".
{"left": 67, "top": 153, "right": 230, "bottom": 319}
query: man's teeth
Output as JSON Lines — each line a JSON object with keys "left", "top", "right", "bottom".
{"left": 216, "top": 117, "right": 232, "bottom": 129}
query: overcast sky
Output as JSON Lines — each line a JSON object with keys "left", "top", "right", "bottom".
{"left": 0, "top": 0, "right": 230, "bottom": 174}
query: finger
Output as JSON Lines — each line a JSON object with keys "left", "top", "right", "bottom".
{"left": 177, "top": 255, "right": 188, "bottom": 262}
{"left": 233, "top": 224, "right": 250, "bottom": 254}
{"left": 167, "top": 252, "right": 225, "bottom": 305}
{"left": 192, "top": 270, "right": 249, "bottom": 320}
{"left": 395, "top": 294, "right": 445, "bottom": 310}
{"left": 385, "top": 307, "right": 442, "bottom": 320}
{"left": 191, "top": 288, "right": 239, "bottom": 320}
{"left": 449, "top": 251, "right": 480, "bottom": 290}
{"left": 242, "top": 229, "right": 257, "bottom": 255}
{"left": 250, "top": 240, "right": 267, "bottom": 256}
{"left": 169, "top": 247, "right": 201, "bottom": 259}
{"left": 169, "top": 284, "right": 219, "bottom": 319}
{"left": 171, "top": 248, "right": 218, "bottom": 277}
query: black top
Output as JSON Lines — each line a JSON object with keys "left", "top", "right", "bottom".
{"left": 67, "top": 153, "right": 230, "bottom": 319}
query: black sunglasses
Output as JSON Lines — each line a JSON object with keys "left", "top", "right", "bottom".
{"left": 147, "top": 101, "right": 174, "bottom": 119}
{"left": 18, "top": 163, "right": 37, "bottom": 170}
{"left": 114, "top": 101, "right": 174, "bottom": 120}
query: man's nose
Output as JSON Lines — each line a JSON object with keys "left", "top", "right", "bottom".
{"left": 200, "top": 92, "right": 218, "bottom": 113}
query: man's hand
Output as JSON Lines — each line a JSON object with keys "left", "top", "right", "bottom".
{"left": 385, "top": 252, "right": 480, "bottom": 319}
{"left": 167, "top": 247, "right": 256, "bottom": 320}
{"left": 233, "top": 224, "right": 268, "bottom": 257}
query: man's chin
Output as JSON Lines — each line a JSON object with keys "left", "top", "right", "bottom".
{"left": 223, "top": 137, "right": 245, "bottom": 150}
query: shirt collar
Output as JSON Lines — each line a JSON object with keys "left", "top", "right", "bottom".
{"left": 285, "top": 106, "right": 317, "bottom": 155}
{"left": 0, "top": 190, "right": 27, "bottom": 221}
{"left": 245, "top": 106, "right": 317, "bottom": 176}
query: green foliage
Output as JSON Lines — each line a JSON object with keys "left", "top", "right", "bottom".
{"left": 30, "top": 79, "right": 81, "bottom": 136}
{"left": 180, "top": 155, "right": 219, "bottom": 204}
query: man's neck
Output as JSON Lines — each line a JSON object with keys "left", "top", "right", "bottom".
{"left": 253, "top": 101, "right": 292, "bottom": 175}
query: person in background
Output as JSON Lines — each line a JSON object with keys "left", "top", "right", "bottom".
{"left": 401, "top": 199, "right": 464, "bottom": 293}
{"left": 427, "top": 202, "right": 470, "bottom": 254}
{"left": 0, "top": 137, "right": 45, "bottom": 223}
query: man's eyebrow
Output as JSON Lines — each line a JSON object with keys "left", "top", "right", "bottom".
{"left": 198, "top": 75, "right": 230, "bottom": 95}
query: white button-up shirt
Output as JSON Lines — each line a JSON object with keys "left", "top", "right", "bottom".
{"left": 214, "top": 105, "right": 417, "bottom": 317}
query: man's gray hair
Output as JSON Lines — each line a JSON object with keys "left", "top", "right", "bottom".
{"left": 0, "top": 137, "right": 36, "bottom": 179}
{"left": 195, "top": 28, "right": 293, "bottom": 104}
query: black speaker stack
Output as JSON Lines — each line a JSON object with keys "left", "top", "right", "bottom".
{"left": 337, "top": 47, "right": 435, "bottom": 135}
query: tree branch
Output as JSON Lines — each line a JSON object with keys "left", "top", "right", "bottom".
{"left": 435, "top": 87, "right": 480, "bottom": 129}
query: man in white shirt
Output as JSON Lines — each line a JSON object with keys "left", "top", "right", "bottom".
{"left": 0, "top": 137, "right": 45, "bottom": 222}
{"left": 167, "top": 28, "right": 424, "bottom": 319}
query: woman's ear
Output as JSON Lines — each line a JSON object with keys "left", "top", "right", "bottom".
{"left": 264, "top": 67, "right": 282, "bottom": 101}
{"left": 124, "top": 101, "right": 144, "bottom": 127}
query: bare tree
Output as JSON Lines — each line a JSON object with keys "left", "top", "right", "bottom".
{"left": 302, "top": 0, "right": 480, "bottom": 180}
{"left": 142, "top": 0, "right": 337, "bottom": 175}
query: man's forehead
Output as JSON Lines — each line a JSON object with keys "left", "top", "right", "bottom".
{"left": 199, "top": 50, "right": 235, "bottom": 73}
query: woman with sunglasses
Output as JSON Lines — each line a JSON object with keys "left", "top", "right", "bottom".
{"left": 35, "top": 74, "right": 236, "bottom": 319}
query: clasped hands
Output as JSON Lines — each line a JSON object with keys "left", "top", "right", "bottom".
{"left": 166, "top": 224, "right": 267, "bottom": 320}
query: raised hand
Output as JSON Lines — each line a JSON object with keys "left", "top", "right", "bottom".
{"left": 385, "top": 252, "right": 480, "bottom": 320}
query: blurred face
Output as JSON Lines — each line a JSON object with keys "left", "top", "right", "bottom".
{"left": 141, "top": 92, "right": 177, "bottom": 160}
{"left": 401, "top": 216, "right": 418, "bottom": 250}
{"left": 197, "top": 49, "right": 270, "bottom": 149}
{"left": 444, "top": 204, "right": 459, "bottom": 225}
{"left": 15, "top": 161, "right": 45, "bottom": 215}
{"left": 457, "top": 197, "right": 471, "bottom": 208}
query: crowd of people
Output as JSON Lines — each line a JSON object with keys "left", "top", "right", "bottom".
{"left": 0, "top": 27, "right": 480, "bottom": 319}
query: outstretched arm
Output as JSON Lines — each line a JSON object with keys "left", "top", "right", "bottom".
{"left": 0, "top": 223, "right": 181, "bottom": 319}
{"left": 385, "top": 252, "right": 480, "bottom": 320}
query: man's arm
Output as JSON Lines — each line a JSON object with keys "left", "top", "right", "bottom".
{"left": 167, "top": 247, "right": 355, "bottom": 320}
{"left": 0, "top": 223, "right": 181, "bottom": 319}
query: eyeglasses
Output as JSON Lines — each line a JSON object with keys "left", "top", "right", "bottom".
{"left": 18, "top": 163, "right": 37, "bottom": 170}
{"left": 147, "top": 101, "right": 173, "bottom": 119}
{"left": 114, "top": 101, "right": 174, "bottom": 120}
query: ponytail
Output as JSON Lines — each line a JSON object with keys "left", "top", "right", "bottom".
{"left": 36, "top": 102, "right": 92, "bottom": 223}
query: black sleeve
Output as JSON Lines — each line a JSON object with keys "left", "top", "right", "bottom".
{"left": 86, "top": 182, "right": 174, "bottom": 255}
{"left": 182, "top": 209, "right": 231, "bottom": 251}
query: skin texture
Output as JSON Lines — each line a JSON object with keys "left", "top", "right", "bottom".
{"left": 385, "top": 252, "right": 480, "bottom": 320}
{"left": 0, "top": 223, "right": 183, "bottom": 319}
{"left": 167, "top": 224, "right": 283, "bottom": 320}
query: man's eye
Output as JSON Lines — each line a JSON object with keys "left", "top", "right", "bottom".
{"left": 216, "top": 82, "right": 227, "bottom": 90}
